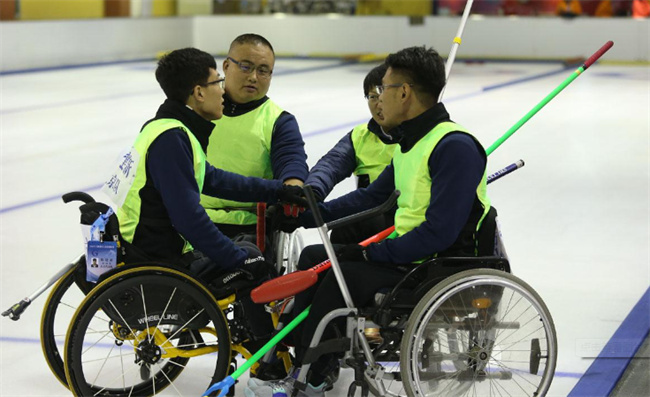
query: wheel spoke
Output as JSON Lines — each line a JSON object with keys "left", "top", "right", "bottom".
{"left": 405, "top": 271, "right": 555, "bottom": 397}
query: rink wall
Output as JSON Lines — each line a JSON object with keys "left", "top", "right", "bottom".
{"left": 1, "top": 15, "right": 648, "bottom": 72}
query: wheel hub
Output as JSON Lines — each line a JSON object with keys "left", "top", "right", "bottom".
{"left": 468, "top": 345, "right": 491, "bottom": 370}
{"left": 137, "top": 340, "right": 163, "bottom": 365}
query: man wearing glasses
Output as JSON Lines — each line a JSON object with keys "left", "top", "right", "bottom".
{"left": 247, "top": 46, "right": 491, "bottom": 397}
{"left": 105, "top": 48, "right": 306, "bottom": 287}
{"left": 201, "top": 33, "right": 308, "bottom": 240}
{"left": 303, "top": 63, "right": 397, "bottom": 244}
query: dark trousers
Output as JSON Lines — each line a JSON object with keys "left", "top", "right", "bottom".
{"left": 291, "top": 245, "right": 405, "bottom": 383}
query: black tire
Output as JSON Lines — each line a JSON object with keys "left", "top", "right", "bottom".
{"left": 64, "top": 266, "right": 231, "bottom": 396}
{"left": 400, "top": 269, "right": 557, "bottom": 396}
{"left": 40, "top": 262, "right": 85, "bottom": 388}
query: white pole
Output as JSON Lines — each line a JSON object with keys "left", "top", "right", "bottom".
{"left": 439, "top": 0, "right": 475, "bottom": 101}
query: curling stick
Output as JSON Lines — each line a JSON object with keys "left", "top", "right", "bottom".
{"left": 487, "top": 160, "right": 525, "bottom": 185}
{"left": 251, "top": 225, "right": 395, "bottom": 304}
{"left": 439, "top": 0, "right": 475, "bottom": 100}
{"left": 203, "top": 307, "right": 311, "bottom": 397}
{"left": 485, "top": 40, "right": 613, "bottom": 156}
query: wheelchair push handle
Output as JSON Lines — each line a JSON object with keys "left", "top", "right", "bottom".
{"left": 302, "top": 184, "right": 399, "bottom": 231}
{"left": 325, "top": 189, "right": 399, "bottom": 231}
{"left": 62, "top": 191, "right": 96, "bottom": 204}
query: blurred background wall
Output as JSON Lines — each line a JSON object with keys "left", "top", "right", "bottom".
{"left": 1, "top": 0, "right": 648, "bottom": 72}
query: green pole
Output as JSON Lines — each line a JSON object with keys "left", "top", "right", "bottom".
{"left": 231, "top": 306, "right": 310, "bottom": 379}
{"left": 485, "top": 67, "right": 583, "bottom": 156}
{"left": 485, "top": 40, "right": 613, "bottom": 156}
{"left": 204, "top": 306, "right": 311, "bottom": 396}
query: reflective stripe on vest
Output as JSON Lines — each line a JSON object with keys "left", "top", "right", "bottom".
{"left": 392, "top": 122, "right": 490, "bottom": 244}
{"left": 351, "top": 123, "right": 398, "bottom": 183}
{"left": 201, "top": 100, "right": 284, "bottom": 225}
{"left": 117, "top": 119, "right": 206, "bottom": 254}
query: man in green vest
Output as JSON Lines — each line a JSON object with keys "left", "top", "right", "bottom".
{"left": 104, "top": 47, "right": 306, "bottom": 288}
{"left": 247, "top": 46, "right": 491, "bottom": 396}
{"left": 200, "top": 33, "right": 309, "bottom": 240}
{"left": 304, "top": 63, "right": 397, "bottom": 244}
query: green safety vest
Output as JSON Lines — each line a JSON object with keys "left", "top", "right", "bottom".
{"left": 392, "top": 122, "right": 490, "bottom": 254}
{"left": 201, "top": 100, "right": 284, "bottom": 225}
{"left": 117, "top": 119, "right": 206, "bottom": 254}
{"left": 351, "top": 123, "right": 397, "bottom": 183}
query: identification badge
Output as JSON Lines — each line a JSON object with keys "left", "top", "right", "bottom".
{"left": 86, "top": 240, "right": 118, "bottom": 282}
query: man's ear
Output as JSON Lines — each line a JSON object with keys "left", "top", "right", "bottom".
{"left": 223, "top": 58, "right": 229, "bottom": 72}
{"left": 189, "top": 85, "right": 205, "bottom": 103}
{"left": 401, "top": 84, "right": 410, "bottom": 101}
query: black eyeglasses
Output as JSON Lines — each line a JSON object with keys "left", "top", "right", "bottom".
{"left": 201, "top": 77, "right": 225, "bottom": 89}
{"left": 364, "top": 93, "right": 380, "bottom": 101}
{"left": 375, "top": 83, "right": 415, "bottom": 95}
{"left": 227, "top": 57, "right": 273, "bottom": 78}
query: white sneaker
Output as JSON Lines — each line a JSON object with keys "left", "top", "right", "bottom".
{"left": 244, "top": 375, "right": 325, "bottom": 397}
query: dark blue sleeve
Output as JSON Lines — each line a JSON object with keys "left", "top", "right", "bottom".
{"left": 301, "top": 164, "right": 396, "bottom": 228}
{"left": 202, "top": 163, "right": 283, "bottom": 203}
{"left": 367, "top": 133, "right": 485, "bottom": 264}
{"left": 148, "top": 130, "right": 247, "bottom": 270}
{"left": 304, "top": 131, "right": 357, "bottom": 200}
{"left": 270, "top": 112, "right": 309, "bottom": 182}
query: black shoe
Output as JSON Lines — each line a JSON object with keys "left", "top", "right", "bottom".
{"left": 323, "top": 365, "right": 340, "bottom": 391}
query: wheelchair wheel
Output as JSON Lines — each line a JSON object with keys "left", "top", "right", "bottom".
{"left": 64, "top": 265, "right": 231, "bottom": 396}
{"left": 41, "top": 259, "right": 87, "bottom": 387}
{"left": 401, "top": 269, "right": 557, "bottom": 396}
{"left": 274, "top": 230, "right": 304, "bottom": 275}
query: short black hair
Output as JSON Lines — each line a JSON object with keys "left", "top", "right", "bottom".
{"left": 155, "top": 47, "right": 217, "bottom": 103}
{"left": 229, "top": 33, "right": 275, "bottom": 55}
{"left": 363, "top": 63, "right": 388, "bottom": 97}
{"left": 384, "top": 46, "right": 446, "bottom": 104}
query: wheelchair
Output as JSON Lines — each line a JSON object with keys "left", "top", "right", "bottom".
{"left": 3, "top": 191, "right": 303, "bottom": 395}
{"left": 247, "top": 186, "right": 557, "bottom": 397}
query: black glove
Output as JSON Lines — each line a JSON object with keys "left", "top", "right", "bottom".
{"left": 237, "top": 241, "right": 275, "bottom": 280}
{"left": 277, "top": 185, "right": 308, "bottom": 208}
{"left": 267, "top": 204, "right": 302, "bottom": 234}
{"left": 210, "top": 242, "right": 274, "bottom": 290}
{"left": 336, "top": 244, "right": 369, "bottom": 262}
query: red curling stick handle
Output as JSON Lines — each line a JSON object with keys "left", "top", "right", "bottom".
{"left": 583, "top": 41, "right": 614, "bottom": 70}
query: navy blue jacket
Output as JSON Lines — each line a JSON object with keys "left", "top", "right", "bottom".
{"left": 135, "top": 99, "right": 282, "bottom": 269}
{"left": 307, "top": 103, "right": 487, "bottom": 264}
{"left": 305, "top": 118, "right": 395, "bottom": 200}
{"left": 223, "top": 94, "right": 309, "bottom": 182}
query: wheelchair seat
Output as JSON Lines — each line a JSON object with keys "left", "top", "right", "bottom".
{"left": 369, "top": 205, "right": 508, "bottom": 323}
{"left": 370, "top": 256, "right": 510, "bottom": 326}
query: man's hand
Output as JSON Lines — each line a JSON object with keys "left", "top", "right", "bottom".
{"left": 277, "top": 185, "right": 308, "bottom": 208}
{"left": 240, "top": 254, "right": 274, "bottom": 280}
{"left": 336, "top": 244, "right": 369, "bottom": 262}
{"left": 237, "top": 241, "right": 275, "bottom": 279}
{"left": 210, "top": 242, "right": 275, "bottom": 289}
{"left": 267, "top": 204, "right": 302, "bottom": 234}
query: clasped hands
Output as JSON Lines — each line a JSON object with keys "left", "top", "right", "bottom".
{"left": 271, "top": 184, "right": 308, "bottom": 233}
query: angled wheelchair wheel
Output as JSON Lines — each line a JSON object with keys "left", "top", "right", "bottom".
{"left": 64, "top": 265, "right": 231, "bottom": 397}
{"left": 274, "top": 230, "right": 304, "bottom": 275}
{"left": 40, "top": 258, "right": 88, "bottom": 387}
{"left": 401, "top": 269, "right": 557, "bottom": 397}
